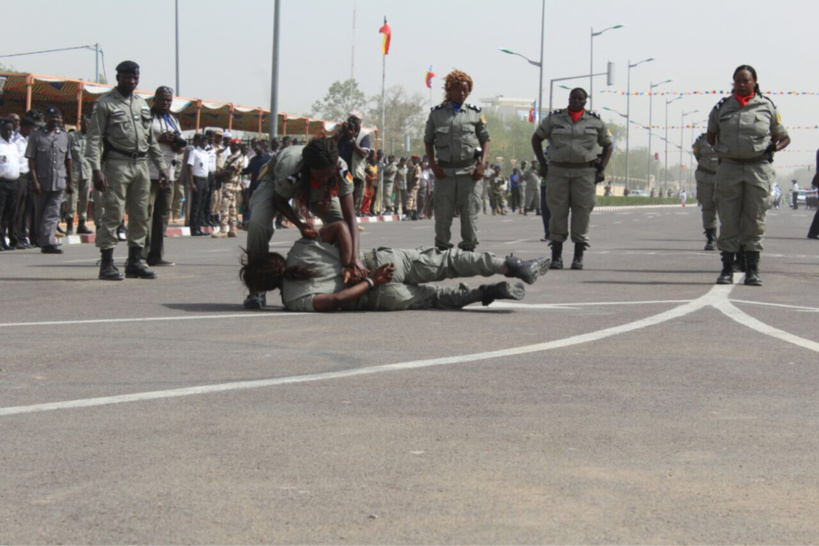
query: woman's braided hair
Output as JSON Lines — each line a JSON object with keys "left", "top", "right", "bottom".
{"left": 298, "top": 137, "right": 340, "bottom": 204}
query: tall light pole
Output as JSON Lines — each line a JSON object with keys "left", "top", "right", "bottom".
{"left": 499, "top": 0, "right": 546, "bottom": 122}
{"left": 680, "top": 109, "right": 698, "bottom": 190}
{"left": 664, "top": 95, "right": 682, "bottom": 193}
{"left": 590, "top": 24, "right": 624, "bottom": 111}
{"left": 269, "top": 0, "right": 281, "bottom": 140}
{"left": 174, "top": 0, "right": 180, "bottom": 94}
{"left": 625, "top": 57, "right": 653, "bottom": 189}
{"left": 648, "top": 79, "right": 671, "bottom": 190}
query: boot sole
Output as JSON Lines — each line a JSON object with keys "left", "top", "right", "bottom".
{"left": 496, "top": 281, "right": 526, "bottom": 301}
{"left": 716, "top": 277, "right": 733, "bottom": 285}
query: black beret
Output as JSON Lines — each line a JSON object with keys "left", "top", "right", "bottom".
{"left": 44, "top": 105, "right": 62, "bottom": 117}
{"left": 116, "top": 60, "right": 140, "bottom": 73}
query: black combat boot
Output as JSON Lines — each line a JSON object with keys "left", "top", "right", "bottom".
{"left": 504, "top": 254, "right": 551, "bottom": 285}
{"left": 716, "top": 251, "right": 734, "bottom": 285}
{"left": 65, "top": 216, "right": 74, "bottom": 235}
{"left": 125, "top": 246, "right": 157, "bottom": 279}
{"left": 549, "top": 241, "right": 563, "bottom": 269}
{"left": 76, "top": 220, "right": 92, "bottom": 235}
{"left": 744, "top": 251, "right": 762, "bottom": 286}
{"left": 704, "top": 228, "right": 717, "bottom": 251}
{"left": 571, "top": 243, "right": 586, "bottom": 270}
{"left": 478, "top": 281, "right": 526, "bottom": 306}
{"left": 733, "top": 248, "right": 746, "bottom": 273}
{"left": 98, "top": 248, "right": 124, "bottom": 281}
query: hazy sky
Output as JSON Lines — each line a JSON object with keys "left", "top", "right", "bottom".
{"left": 4, "top": 0, "right": 817, "bottom": 174}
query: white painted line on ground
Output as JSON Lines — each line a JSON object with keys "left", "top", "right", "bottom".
{"left": 0, "top": 312, "right": 307, "bottom": 329}
{"left": 717, "top": 301, "right": 819, "bottom": 352}
{"left": 730, "top": 299, "right": 819, "bottom": 312}
{"left": 0, "top": 286, "right": 731, "bottom": 418}
{"left": 485, "top": 299, "right": 693, "bottom": 309}
{"left": 505, "top": 239, "right": 529, "bottom": 245}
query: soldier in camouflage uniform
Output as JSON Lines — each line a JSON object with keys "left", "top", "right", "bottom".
{"left": 212, "top": 139, "right": 244, "bottom": 238}
{"left": 425, "top": 70, "right": 490, "bottom": 251}
{"left": 67, "top": 115, "right": 93, "bottom": 235}
{"left": 490, "top": 165, "right": 507, "bottom": 215}
{"left": 708, "top": 65, "right": 790, "bottom": 286}
{"left": 692, "top": 132, "right": 719, "bottom": 250}
{"left": 532, "top": 88, "right": 612, "bottom": 270}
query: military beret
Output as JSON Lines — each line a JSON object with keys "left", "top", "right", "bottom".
{"left": 116, "top": 60, "right": 140, "bottom": 73}
{"left": 44, "top": 105, "right": 62, "bottom": 117}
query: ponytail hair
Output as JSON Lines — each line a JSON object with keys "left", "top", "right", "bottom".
{"left": 733, "top": 64, "right": 762, "bottom": 96}
{"left": 239, "top": 249, "right": 317, "bottom": 295}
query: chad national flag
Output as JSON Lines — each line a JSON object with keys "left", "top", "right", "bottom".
{"left": 425, "top": 66, "right": 435, "bottom": 88}
{"left": 379, "top": 18, "right": 391, "bottom": 55}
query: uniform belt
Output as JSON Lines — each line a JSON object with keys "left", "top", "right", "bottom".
{"left": 696, "top": 166, "right": 717, "bottom": 175}
{"left": 437, "top": 159, "right": 476, "bottom": 169}
{"left": 549, "top": 161, "right": 596, "bottom": 169}
{"left": 108, "top": 146, "right": 148, "bottom": 160}
{"left": 720, "top": 156, "right": 768, "bottom": 165}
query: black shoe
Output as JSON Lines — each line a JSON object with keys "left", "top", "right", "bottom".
{"left": 479, "top": 281, "right": 526, "bottom": 306}
{"left": 99, "top": 248, "right": 124, "bottom": 281}
{"left": 243, "top": 292, "right": 266, "bottom": 309}
{"left": 65, "top": 218, "right": 74, "bottom": 236}
{"left": 733, "top": 249, "right": 746, "bottom": 273}
{"left": 716, "top": 251, "right": 734, "bottom": 285}
{"left": 549, "top": 241, "right": 564, "bottom": 269}
{"left": 56, "top": 225, "right": 66, "bottom": 235}
{"left": 571, "top": 243, "right": 586, "bottom": 270}
{"left": 76, "top": 222, "right": 93, "bottom": 235}
{"left": 504, "top": 254, "right": 551, "bottom": 285}
{"left": 704, "top": 228, "right": 717, "bottom": 251}
{"left": 147, "top": 258, "right": 175, "bottom": 267}
{"left": 744, "top": 251, "right": 762, "bottom": 286}
{"left": 40, "top": 245, "right": 63, "bottom": 254}
{"left": 125, "top": 246, "right": 157, "bottom": 279}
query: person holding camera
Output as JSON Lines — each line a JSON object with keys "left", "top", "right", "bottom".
{"left": 337, "top": 111, "right": 371, "bottom": 215}
{"left": 145, "top": 85, "right": 184, "bottom": 266}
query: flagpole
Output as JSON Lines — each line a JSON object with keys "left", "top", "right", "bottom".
{"left": 380, "top": 16, "right": 387, "bottom": 154}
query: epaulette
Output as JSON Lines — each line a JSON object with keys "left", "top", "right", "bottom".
{"left": 761, "top": 95, "right": 777, "bottom": 108}
{"left": 713, "top": 97, "right": 730, "bottom": 111}
{"left": 431, "top": 104, "right": 446, "bottom": 112}
{"left": 465, "top": 103, "right": 481, "bottom": 112}
{"left": 587, "top": 110, "right": 601, "bottom": 119}
{"left": 549, "top": 109, "right": 564, "bottom": 116}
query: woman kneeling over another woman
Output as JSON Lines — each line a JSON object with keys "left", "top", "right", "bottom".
{"left": 240, "top": 221, "right": 550, "bottom": 312}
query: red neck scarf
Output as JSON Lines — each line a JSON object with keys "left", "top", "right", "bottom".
{"left": 734, "top": 92, "right": 755, "bottom": 108}
{"left": 568, "top": 109, "right": 584, "bottom": 123}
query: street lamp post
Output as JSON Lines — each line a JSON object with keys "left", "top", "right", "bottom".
{"left": 648, "top": 79, "right": 671, "bottom": 191}
{"left": 590, "top": 24, "right": 623, "bottom": 111}
{"left": 498, "top": 0, "right": 546, "bottom": 122}
{"left": 680, "top": 109, "right": 699, "bottom": 190}
{"left": 664, "top": 95, "right": 682, "bottom": 194}
{"left": 625, "top": 57, "right": 653, "bottom": 189}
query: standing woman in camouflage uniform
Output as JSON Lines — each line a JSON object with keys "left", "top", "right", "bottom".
{"left": 692, "top": 132, "right": 718, "bottom": 250}
{"left": 531, "top": 88, "right": 612, "bottom": 270}
{"left": 425, "top": 70, "right": 490, "bottom": 251}
{"left": 708, "top": 65, "right": 790, "bottom": 286}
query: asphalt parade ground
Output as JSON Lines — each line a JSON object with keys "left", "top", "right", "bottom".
{"left": 2, "top": 205, "right": 819, "bottom": 544}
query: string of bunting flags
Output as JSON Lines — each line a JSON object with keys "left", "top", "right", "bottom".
{"left": 599, "top": 89, "right": 819, "bottom": 97}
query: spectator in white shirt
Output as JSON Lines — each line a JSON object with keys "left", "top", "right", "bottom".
{"left": 187, "top": 133, "right": 211, "bottom": 236}
{"left": 0, "top": 118, "right": 22, "bottom": 250}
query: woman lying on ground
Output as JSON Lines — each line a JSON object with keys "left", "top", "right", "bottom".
{"left": 239, "top": 221, "right": 550, "bottom": 312}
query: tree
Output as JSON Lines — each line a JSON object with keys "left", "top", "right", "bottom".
{"left": 366, "top": 85, "right": 426, "bottom": 154}
{"left": 310, "top": 79, "right": 367, "bottom": 122}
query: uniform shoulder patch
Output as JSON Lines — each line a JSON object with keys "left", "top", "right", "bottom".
{"left": 431, "top": 104, "right": 446, "bottom": 111}
{"left": 586, "top": 110, "right": 601, "bottom": 119}
{"left": 714, "top": 97, "right": 730, "bottom": 111}
{"left": 549, "top": 109, "right": 564, "bottom": 116}
{"left": 465, "top": 103, "right": 482, "bottom": 112}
